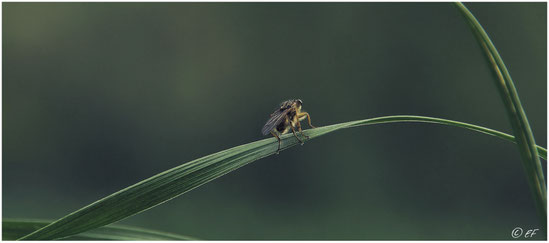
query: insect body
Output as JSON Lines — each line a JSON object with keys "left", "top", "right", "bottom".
{"left": 261, "top": 99, "right": 316, "bottom": 154}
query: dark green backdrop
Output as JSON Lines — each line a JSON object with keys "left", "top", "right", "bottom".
{"left": 3, "top": 2, "right": 547, "bottom": 240}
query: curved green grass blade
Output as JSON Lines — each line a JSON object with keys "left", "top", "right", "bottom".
{"left": 454, "top": 2, "right": 547, "bottom": 227}
{"left": 18, "top": 115, "right": 547, "bottom": 240}
{"left": 3, "top": 219, "right": 196, "bottom": 240}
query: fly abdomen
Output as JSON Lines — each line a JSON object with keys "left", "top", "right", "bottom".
{"left": 276, "top": 119, "right": 290, "bottom": 134}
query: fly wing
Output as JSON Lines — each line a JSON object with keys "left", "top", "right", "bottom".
{"left": 261, "top": 109, "right": 291, "bottom": 135}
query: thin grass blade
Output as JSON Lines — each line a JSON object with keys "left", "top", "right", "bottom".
{"left": 3, "top": 219, "right": 196, "bottom": 240}
{"left": 454, "top": 2, "right": 547, "bottom": 227}
{"left": 18, "top": 115, "right": 547, "bottom": 240}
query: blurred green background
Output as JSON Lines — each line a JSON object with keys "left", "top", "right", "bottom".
{"left": 3, "top": 2, "right": 547, "bottom": 240}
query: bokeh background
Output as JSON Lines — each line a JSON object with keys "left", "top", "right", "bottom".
{"left": 3, "top": 2, "right": 547, "bottom": 240}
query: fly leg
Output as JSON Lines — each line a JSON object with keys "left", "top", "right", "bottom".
{"left": 297, "top": 112, "right": 316, "bottom": 128}
{"left": 270, "top": 131, "right": 282, "bottom": 154}
{"left": 297, "top": 112, "right": 315, "bottom": 139}
{"left": 290, "top": 122, "right": 304, "bottom": 145}
{"left": 296, "top": 120, "right": 309, "bottom": 140}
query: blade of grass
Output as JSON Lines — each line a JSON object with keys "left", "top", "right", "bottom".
{"left": 454, "top": 2, "right": 547, "bottom": 227}
{"left": 3, "top": 219, "right": 196, "bottom": 240}
{"left": 17, "top": 115, "right": 546, "bottom": 240}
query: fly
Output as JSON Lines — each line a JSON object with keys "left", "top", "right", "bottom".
{"left": 261, "top": 99, "right": 316, "bottom": 154}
